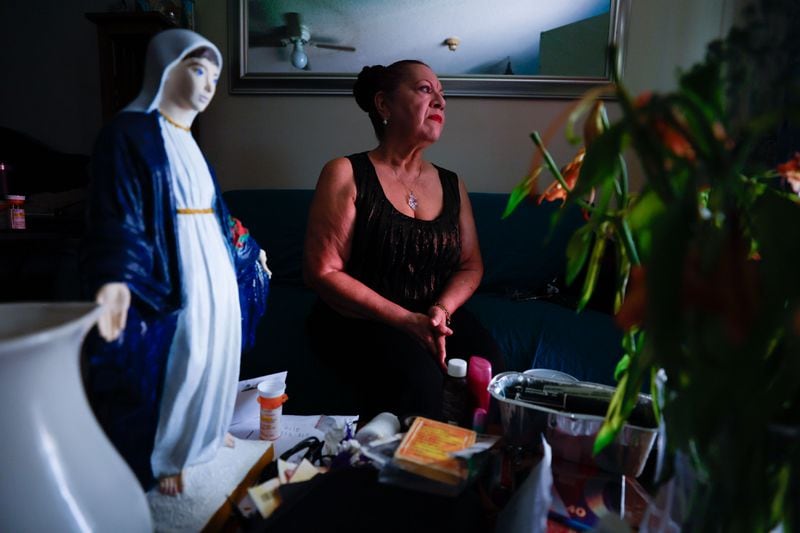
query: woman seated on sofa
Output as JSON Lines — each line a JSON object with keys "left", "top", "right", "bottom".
{"left": 303, "top": 59, "right": 503, "bottom": 423}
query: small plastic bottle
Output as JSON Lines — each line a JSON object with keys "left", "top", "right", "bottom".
{"left": 355, "top": 412, "right": 401, "bottom": 445}
{"left": 7, "top": 195, "right": 25, "bottom": 230}
{"left": 441, "top": 358, "right": 469, "bottom": 427}
{"left": 257, "top": 379, "right": 288, "bottom": 440}
{"left": 467, "top": 356, "right": 492, "bottom": 432}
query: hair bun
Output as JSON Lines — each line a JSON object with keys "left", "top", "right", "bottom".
{"left": 353, "top": 65, "right": 386, "bottom": 113}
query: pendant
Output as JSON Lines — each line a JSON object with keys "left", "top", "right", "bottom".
{"left": 407, "top": 191, "right": 418, "bottom": 211}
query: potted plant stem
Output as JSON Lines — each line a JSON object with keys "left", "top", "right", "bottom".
{"left": 504, "top": 0, "right": 800, "bottom": 529}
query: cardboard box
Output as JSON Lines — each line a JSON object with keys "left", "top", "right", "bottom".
{"left": 393, "top": 417, "right": 476, "bottom": 486}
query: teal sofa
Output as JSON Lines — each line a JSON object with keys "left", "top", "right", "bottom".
{"left": 224, "top": 189, "right": 623, "bottom": 415}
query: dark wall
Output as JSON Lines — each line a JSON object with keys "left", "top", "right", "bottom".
{"left": 0, "top": 0, "right": 109, "bottom": 156}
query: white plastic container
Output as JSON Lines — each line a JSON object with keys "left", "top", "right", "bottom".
{"left": 356, "top": 412, "right": 400, "bottom": 445}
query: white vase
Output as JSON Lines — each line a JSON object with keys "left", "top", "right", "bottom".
{"left": 0, "top": 302, "right": 152, "bottom": 532}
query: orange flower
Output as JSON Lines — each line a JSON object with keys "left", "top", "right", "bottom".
{"left": 711, "top": 121, "right": 734, "bottom": 150}
{"left": 538, "top": 181, "right": 568, "bottom": 204}
{"left": 634, "top": 92, "right": 696, "bottom": 162}
{"left": 777, "top": 152, "right": 800, "bottom": 194}
{"left": 538, "top": 148, "right": 587, "bottom": 204}
{"left": 634, "top": 91, "right": 653, "bottom": 107}
{"left": 615, "top": 265, "right": 647, "bottom": 331}
{"left": 654, "top": 120, "right": 696, "bottom": 161}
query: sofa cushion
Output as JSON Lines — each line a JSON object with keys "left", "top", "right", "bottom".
{"left": 464, "top": 293, "right": 622, "bottom": 385}
{"left": 469, "top": 194, "right": 585, "bottom": 296}
{"left": 224, "top": 189, "right": 312, "bottom": 286}
{"left": 225, "top": 189, "right": 586, "bottom": 296}
{"left": 240, "top": 284, "right": 359, "bottom": 415}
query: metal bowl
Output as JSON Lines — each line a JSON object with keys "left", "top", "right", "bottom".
{"left": 488, "top": 370, "right": 658, "bottom": 477}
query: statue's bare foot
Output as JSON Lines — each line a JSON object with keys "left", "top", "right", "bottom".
{"left": 158, "top": 472, "right": 183, "bottom": 496}
{"left": 224, "top": 433, "right": 235, "bottom": 448}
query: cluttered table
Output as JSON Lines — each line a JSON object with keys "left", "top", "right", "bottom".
{"left": 149, "top": 370, "right": 659, "bottom": 532}
{"left": 220, "top": 434, "right": 653, "bottom": 533}
{"left": 208, "top": 373, "right": 496, "bottom": 532}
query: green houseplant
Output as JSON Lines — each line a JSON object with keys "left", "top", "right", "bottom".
{"left": 505, "top": 0, "right": 800, "bottom": 529}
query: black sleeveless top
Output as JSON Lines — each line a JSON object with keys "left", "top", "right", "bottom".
{"left": 345, "top": 152, "right": 462, "bottom": 312}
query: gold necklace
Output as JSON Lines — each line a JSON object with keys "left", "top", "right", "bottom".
{"left": 159, "top": 109, "right": 191, "bottom": 132}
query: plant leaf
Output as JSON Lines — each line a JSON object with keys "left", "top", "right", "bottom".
{"left": 614, "top": 234, "right": 631, "bottom": 313}
{"left": 679, "top": 58, "right": 724, "bottom": 120}
{"left": 626, "top": 189, "right": 667, "bottom": 261}
{"left": 566, "top": 225, "right": 593, "bottom": 285}
{"left": 644, "top": 199, "right": 693, "bottom": 373}
{"left": 628, "top": 189, "right": 667, "bottom": 231}
{"left": 591, "top": 173, "right": 616, "bottom": 230}
{"left": 593, "top": 372, "right": 628, "bottom": 454}
{"left": 649, "top": 365, "right": 661, "bottom": 423}
{"left": 577, "top": 225, "right": 608, "bottom": 312}
{"left": 530, "top": 132, "right": 568, "bottom": 190}
{"left": 595, "top": 337, "right": 654, "bottom": 456}
{"left": 614, "top": 353, "right": 630, "bottom": 381}
{"left": 771, "top": 464, "right": 791, "bottom": 527}
{"left": 570, "top": 123, "right": 625, "bottom": 201}
{"left": 564, "top": 84, "right": 616, "bottom": 145}
{"left": 593, "top": 418, "right": 619, "bottom": 455}
{"left": 502, "top": 170, "right": 539, "bottom": 219}
{"left": 751, "top": 188, "right": 800, "bottom": 303}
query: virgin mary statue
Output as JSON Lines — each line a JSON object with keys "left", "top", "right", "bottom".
{"left": 82, "top": 29, "right": 269, "bottom": 495}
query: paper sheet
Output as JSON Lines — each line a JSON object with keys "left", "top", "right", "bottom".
{"left": 228, "top": 372, "right": 358, "bottom": 458}
{"left": 494, "top": 435, "right": 553, "bottom": 533}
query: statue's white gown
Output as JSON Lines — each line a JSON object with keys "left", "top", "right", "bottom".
{"left": 150, "top": 116, "right": 241, "bottom": 477}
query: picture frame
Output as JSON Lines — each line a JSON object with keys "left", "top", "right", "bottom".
{"left": 228, "top": 0, "right": 631, "bottom": 98}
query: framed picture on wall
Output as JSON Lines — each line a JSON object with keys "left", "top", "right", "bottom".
{"left": 228, "top": 0, "right": 631, "bottom": 98}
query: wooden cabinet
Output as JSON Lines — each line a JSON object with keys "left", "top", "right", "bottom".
{"left": 86, "top": 12, "right": 178, "bottom": 121}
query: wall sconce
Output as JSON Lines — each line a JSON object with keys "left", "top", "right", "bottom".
{"left": 444, "top": 37, "right": 460, "bottom": 51}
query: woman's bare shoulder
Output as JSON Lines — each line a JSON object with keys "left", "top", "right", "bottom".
{"left": 315, "top": 157, "right": 356, "bottom": 202}
{"left": 321, "top": 157, "right": 354, "bottom": 177}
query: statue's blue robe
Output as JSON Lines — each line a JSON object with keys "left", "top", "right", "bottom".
{"left": 81, "top": 111, "right": 268, "bottom": 489}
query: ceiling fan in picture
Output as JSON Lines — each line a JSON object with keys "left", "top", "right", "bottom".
{"left": 250, "top": 12, "right": 357, "bottom": 70}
